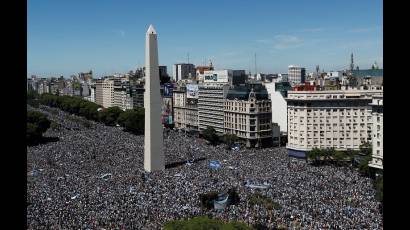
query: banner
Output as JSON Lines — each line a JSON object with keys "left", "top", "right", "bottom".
{"left": 163, "top": 83, "right": 173, "bottom": 97}
{"left": 186, "top": 84, "right": 199, "bottom": 99}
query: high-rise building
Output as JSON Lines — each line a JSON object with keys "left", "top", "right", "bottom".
{"left": 286, "top": 89, "right": 383, "bottom": 158}
{"left": 198, "top": 83, "right": 230, "bottom": 133}
{"left": 172, "top": 63, "right": 196, "bottom": 82}
{"left": 369, "top": 95, "right": 383, "bottom": 170}
{"left": 288, "top": 65, "right": 306, "bottom": 86}
{"left": 199, "top": 70, "right": 246, "bottom": 86}
{"left": 94, "top": 79, "right": 104, "bottom": 106}
{"left": 224, "top": 83, "right": 273, "bottom": 147}
{"left": 131, "top": 84, "right": 145, "bottom": 108}
{"left": 102, "top": 78, "right": 120, "bottom": 108}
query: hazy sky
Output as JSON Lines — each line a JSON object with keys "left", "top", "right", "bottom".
{"left": 28, "top": 0, "right": 383, "bottom": 78}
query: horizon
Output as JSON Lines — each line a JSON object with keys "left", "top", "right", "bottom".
{"left": 28, "top": 0, "right": 383, "bottom": 78}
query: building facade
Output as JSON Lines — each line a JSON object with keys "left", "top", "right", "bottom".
{"left": 286, "top": 89, "right": 383, "bottom": 158}
{"left": 369, "top": 95, "right": 383, "bottom": 170}
{"left": 173, "top": 63, "right": 196, "bottom": 82}
{"left": 224, "top": 84, "right": 272, "bottom": 147}
{"left": 288, "top": 65, "right": 306, "bottom": 86}
{"left": 198, "top": 83, "right": 230, "bottom": 133}
{"left": 173, "top": 86, "right": 199, "bottom": 130}
{"left": 264, "top": 82, "right": 288, "bottom": 133}
{"left": 94, "top": 79, "right": 104, "bottom": 106}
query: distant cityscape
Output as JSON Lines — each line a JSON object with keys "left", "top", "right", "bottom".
{"left": 27, "top": 55, "right": 383, "bottom": 170}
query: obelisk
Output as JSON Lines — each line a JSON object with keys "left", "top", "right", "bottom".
{"left": 144, "top": 24, "right": 164, "bottom": 172}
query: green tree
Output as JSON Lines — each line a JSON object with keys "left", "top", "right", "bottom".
{"left": 307, "top": 148, "right": 322, "bottom": 164}
{"left": 117, "top": 108, "right": 145, "bottom": 134}
{"left": 164, "top": 216, "right": 254, "bottom": 230}
{"left": 99, "top": 106, "right": 123, "bottom": 126}
{"left": 359, "top": 142, "right": 372, "bottom": 156}
{"left": 27, "top": 111, "right": 51, "bottom": 144}
{"left": 223, "top": 134, "right": 239, "bottom": 147}
{"left": 202, "top": 127, "right": 219, "bottom": 145}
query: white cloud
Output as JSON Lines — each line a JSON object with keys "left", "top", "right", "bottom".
{"left": 119, "top": 30, "right": 125, "bottom": 37}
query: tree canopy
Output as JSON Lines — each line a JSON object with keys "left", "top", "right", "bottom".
{"left": 164, "top": 216, "right": 254, "bottom": 230}
{"left": 202, "top": 127, "right": 219, "bottom": 145}
{"left": 27, "top": 111, "right": 51, "bottom": 144}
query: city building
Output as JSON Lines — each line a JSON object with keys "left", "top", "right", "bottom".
{"left": 272, "top": 123, "right": 281, "bottom": 147}
{"left": 224, "top": 83, "right": 272, "bottom": 147}
{"left": 94, "top": 79, "right": 104, "bottom": 106}
{"left": 369, "top": 95, "right": 383, "bottom": 171}
{"left": 131, "top": 84, "right": 145, "bottom": 108}
{"left": 173, "top": 85, "right": 199, "bottom": 131}
{"left": 198, "top": 83, "right": 230, "bottom": 133}
{"left": 264, "top": 82, "right": 289, "bottom": 133}
{"left": 113, "top": 82, "right": 134, "bottom": 111}
{"left": 102, "top": 78, "right": 119, "bottom": 108}
{"left": 196, "top": 61, "right": 214, "bottom": 80}
{"left": 352, "top": 69, "right": 383, "bottom": 87}
{"left": 288, "top": 65, "right": 306, "bottom": 86}
{"left": 173, "top": 63, "right": 196, "bottom": 82}
{"left": 78, "top": 70, "right": 93, "bottom": 83}
{"left": 201, "top": 70, "right": 246, "bottom": 86}
{"left": 286, "top": 89, "right": 383, "bottom": 158}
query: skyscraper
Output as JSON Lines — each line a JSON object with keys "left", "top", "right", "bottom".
{"left": 144, "top": 25, "right": 164, "bottom": 172}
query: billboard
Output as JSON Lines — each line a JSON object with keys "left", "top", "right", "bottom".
{"left": 163, "top": 83, "right": 173, "bottom": 97}
{"left": 161, "top": 97, "right": 173, "bottom": 125}
{"left": 203, "top": 70, "right": 229, "bottom": 83}
{"left": 186, "top": 84, "right": 199, "bottom": 99}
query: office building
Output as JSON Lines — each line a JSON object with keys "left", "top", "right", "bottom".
{"left": 95, "top": 79, "right": 104, "bottom": 106}
{"left": 224, "top": 83, "right": 272, "bottom": 147}
{"left": 173, "top": 63, "right": 196, "bottom": 82}
{"left": 198, "top": 83, "right": 230, "bottom": 133}
{"left": 369, "top": 95, "right": 383, "bottom": 170}
{"left": 286, "top": 89, "right": 383, "bottom": 158}
{"left": 288, "top": 65, "right": 306, "bottom": 86}
{"left": 173, "top": 84, "right": 199, "bottom": 131}
{"left": 131, "top": 84, "right": 145, "bottom": 108}
{"left": 113, "top": 82, "right": 134, "bottom": 111}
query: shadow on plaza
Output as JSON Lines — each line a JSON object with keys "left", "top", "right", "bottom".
{"left": 165, "top": 157, "right": 207, "bottom": 169}
{"left": 27, "top": 136, "right": 60, "bottom": 147}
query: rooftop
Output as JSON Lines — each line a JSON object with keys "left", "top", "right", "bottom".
{"left": 226, "top": 83, "right": 269, "bottom": 100}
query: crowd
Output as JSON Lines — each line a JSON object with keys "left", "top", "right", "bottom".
{"left": 27, "top": 105, "right": 383, "bottom": 229}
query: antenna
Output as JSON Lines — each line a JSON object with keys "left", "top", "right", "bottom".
{"left": 254, "top": 53, "right": 257, "bottom": 76}
{"left": 187, "top": 53, "right": 190, "bottom": 64}
{"left": 350, "top": 53, "right": 354, "bottom": 71}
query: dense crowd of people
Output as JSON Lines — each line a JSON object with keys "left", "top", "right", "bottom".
{"left": 27, "top": 105, "right": 383, "bottom": 229}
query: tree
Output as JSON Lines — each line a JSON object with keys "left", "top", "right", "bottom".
{"left": 202, "top": 127, "right": 219, "bottom": 145}
{"left": 117, "top": 108, "right": 145, "bottom": 134}
{"left": 359, "top": 142, "right": 372, "bottom": 156}
{"left": 163, "top": 216, "right": 253, "bottom": 230}
{"left": 223, "top": 134, "right": 239, "bottom": 147}
{"left": 333, "top": 150, "right": 346, "bottom": 166}
{"left": 99, "top": 106, "right": 123, "bottom": 126}
{"left": 27, "top": 111, "right": 51, "bottom": 144}
{"left": 307, "top": 148, "right": 322, "bottom": 165}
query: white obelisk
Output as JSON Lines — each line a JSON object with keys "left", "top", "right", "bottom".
{"left": 144, "top": 24, "right": 164, "bottom": 172}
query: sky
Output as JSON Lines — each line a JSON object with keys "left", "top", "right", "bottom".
{"left": 28, "top": 0, "right": 383, "bottom": 78}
